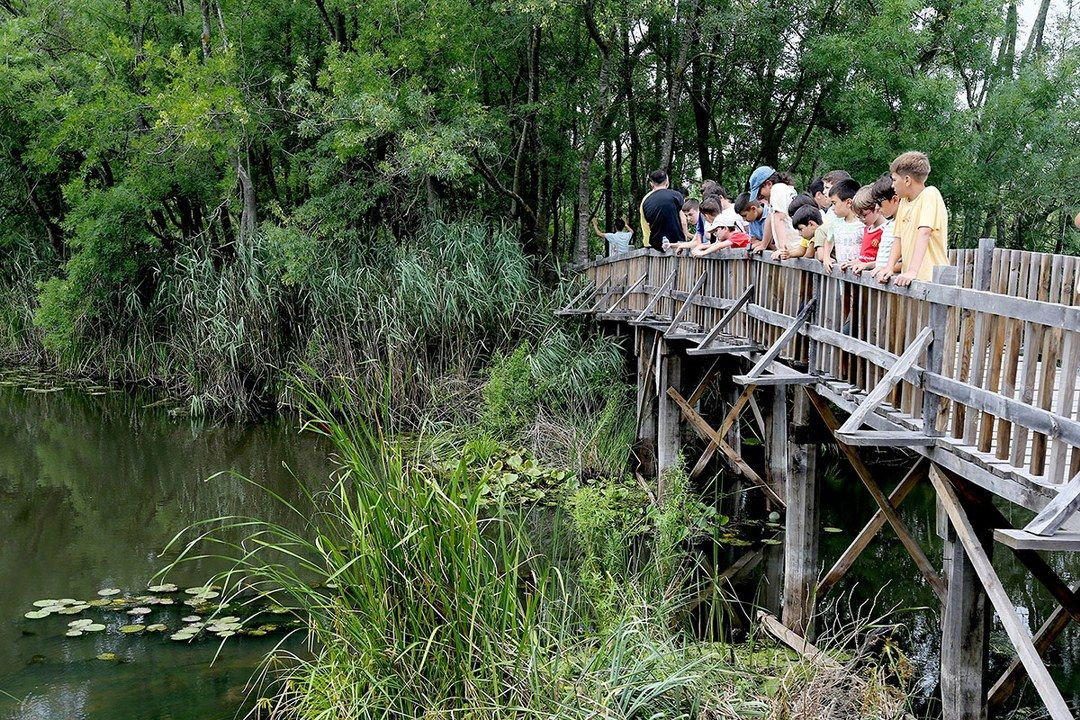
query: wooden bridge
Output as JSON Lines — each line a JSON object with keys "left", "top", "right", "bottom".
{"left": 560, "top": 238, "right": 1080, "bottom": 720}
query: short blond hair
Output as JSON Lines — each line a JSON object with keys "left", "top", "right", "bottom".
{"left": 852, "top": 186, "right": 877, "bottom": 213}
{"left": 890, "top": 151, "right": 931, "bottom": 182}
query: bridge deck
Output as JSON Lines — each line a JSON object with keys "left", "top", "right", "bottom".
{"left": 573, "top": 244, "right": 1080, "bottom": 518}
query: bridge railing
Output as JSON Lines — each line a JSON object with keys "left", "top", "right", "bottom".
{"left": 578, "top": 246, "right": 1080, "bottom": 504}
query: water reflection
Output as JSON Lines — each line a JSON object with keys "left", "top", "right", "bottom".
{"left": 0, "top": 382, "right": 327, "bottom": 720}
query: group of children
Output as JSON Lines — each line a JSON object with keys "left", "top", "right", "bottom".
{"left": 629, "top": 151, "right": 949, "bottom": 286}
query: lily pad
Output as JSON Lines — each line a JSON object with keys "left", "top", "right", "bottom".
{"left": 96, "top": 653, "right": 118, "bottom": 661}
{"left": 148, "top": 583, "right": 178, "bottom": 593}
{"left": 823, "top": 526, "right": 843, "bottom": 533}
{"left": 88, "top": 599, "right": 111, "bottom": 607}
{"left": 170, "top": 632, "right": 196, "bottom": 641}
{"left": 65, "top": 630, "right": 83, "bottom": 637}
{"left": 761, "top": 538, "right": 783, "bottom": 545}
{"left": 156, "top": 598, "right": 175, "bottom": 606}
{"left": 119, "top": 624, "right": 146, "bottom": 634}
{"left": 24, "top": 610, "right": 50, "bottom": 619}
{"left": 184, "top": 586, "right": 212, "bottom": 595}
{"left": 127, "top": 607, "right": 151, "bottom": 616}
{"left": 68, "top": 619, "right": 94, "bottom": 629}
{"left": 97, "top": 589, "right": 121, "bottom": 597}
{"left": 32, "top": 599, "right": 59, "bottom": 607}
{"left": 146, "top": 624, "right": 167, "bottom": 632}
{"left": 181, "top": 615, "right": 201, "bottom": 623}
{"left": 215, "top": 630, "right": 236, "bottom": 638}
{"left": 83, "top": 624, "right": 106, "bottom": 632}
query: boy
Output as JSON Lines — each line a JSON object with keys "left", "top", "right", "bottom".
{"left": 842, "top": 186, "right": 885, "bottom": 275}
{"left": 777, "top": 204, "right": 823, "bottom": 260}
{"left": 808, "top": 178, "right": 831, "bottom": 213}
{"left": 734, "top": 192, "right": 770, "bottom": 247}
{"left": 672, "top": 198, "right": 704, "bottom": 254}
{"left": 590, "top": 216, "right": 633, "bottom": 256}
{"left": 694, "top": 207, "right": 752, "bottom": 256}
{"left": 748, "top": 166, "right": 798, "bottom": 254}
{"left": 873, "top": 152, "right": 948, "bottom": 285}
{"left": 675, "top": 198, "right": 720, "bottom": 254}
{"left": 870, "top": 172, "right": 899, "bottom": 273}
{"left": 819, "top": 178, "right": 863, "bottom": 273}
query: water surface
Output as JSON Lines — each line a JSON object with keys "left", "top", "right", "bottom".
{"left": 0, "top": 374, "right": 328, "bottom": 720}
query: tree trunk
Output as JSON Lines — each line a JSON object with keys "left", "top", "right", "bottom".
{"left": 659, "top": 0, "right": 698, "bottom": 174}
{"left": 237, "top": 149, "right": 257, "bottom": 240}
{"left": 199, "top": 0, "right": 211, "bottom": 59}
{"left": 1021, "top": 0, "right": 1051, "bottom": 61}
{"left": 621, "top": 26, "right": 642, "bottom": 220}
{"left": 573, "top": 28, "right": 615, "bottom": 265}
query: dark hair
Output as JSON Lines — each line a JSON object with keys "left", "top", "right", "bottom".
{"left": 767, "top": 171, "right": 795, "bottom": 187}
{"left": 808, "top": 177, "right": 826, "bottom": 197}
{"left": 615, "top": 216, "right": 627, "bottom": 229}
{"left": 682, "top": 198, "right": 700, "bottom": 212}
{"left": 828, "top": 178, "right": 861, "bottom": 202}
{"left": 700, "top": 198, "right": 721, "bottom": 216}
{"left": 870, "top": 172, "right": 898, "bottom": 204}
{"left": 792, "top": 205, "right": 823, "bottom": 229}
{"left": 675, "top": 186, "right": 690, "bottom": 200}
{"left": 733, "top": 192, "right": 753, "bottom": 214}
{"left": 787, "top": 193, "right": 816, "bottom": 217}
{"left": 713, "top": 184, "right": 731, "bottom": 201}
{"left": 648, "top": 169, "right": 668, "bottom": 185}
{"left": 823, "top": 170, "right": 852, "bottom": 185}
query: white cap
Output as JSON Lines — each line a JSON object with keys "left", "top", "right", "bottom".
{"left": 706, "top": 207, "right": 741, "bottom": 232}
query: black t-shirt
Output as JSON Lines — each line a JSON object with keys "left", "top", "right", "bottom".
{"left": 641, "top": 189, "right": 685, "bottom": 251}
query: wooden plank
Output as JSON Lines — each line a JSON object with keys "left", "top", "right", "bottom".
{"left": 633, "top": 268, "right": 677, "bottom": 322}
{"left": 742, "top": 298, "right": 818, "bottom": 381}
{"left": 664, "top": 272, "right": 709, "bottom": 335}
{"left": 757, "top": 611, "right": 841, "bottom": 669}
{"left": 924, "top": 266, "right": 958, "bottom": 435}
{"left": 807, "top": 389, "right": 946, "bottom": 601}
{"left": 930, "top": 465, "right": 1075, "bottom": 720}
{"left": 782, "top": 390, "right": 819, "bottom": 636}
{"left": 817, "top": 459, "right": 927, "bottom": 594}
{"left": 1025, "top": 470, "right": 1080, "bottom": 536}
{"left": 988, "top": 582, "right": 1080, "bottom": 708}
{"left": 834, "top": 430, "right": 936, "bottom": 446}
{"left": 605, "top": 272, "right": 648, "bottom": 313}
{"left": 695, "top": 284, "right": 755, "bottom": 351}
{"left": 838, "top": 326, "right": 933, "bottom": 434}
{"left": 994, "top": 528, "right": 1080, "bottom": 551}
{"left": 688, "top": 384, "right": 756, "bottom": 480}
{"left": 732, "top": 372, "right": 817, "bottom": 386}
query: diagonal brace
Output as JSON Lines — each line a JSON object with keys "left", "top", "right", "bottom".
{"left": 742, "top": 297, "right": 817, "bottom": 382}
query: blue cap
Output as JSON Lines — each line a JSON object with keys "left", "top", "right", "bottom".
{"left": 748, "top": 165, "right": 775, "bottom": 201}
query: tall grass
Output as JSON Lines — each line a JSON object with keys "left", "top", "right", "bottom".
{"left": 163, "top": 382, "right": 717, "bottom": 719}
{"left": 2, "top": 219, "right": 556, "bottom": 417}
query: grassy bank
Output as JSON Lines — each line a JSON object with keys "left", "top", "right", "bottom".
{"left": 1, "top": 219, "right": 565, "bottom": 418}
{"left": 162, "top": 382, "right": 915, "bottom": 720}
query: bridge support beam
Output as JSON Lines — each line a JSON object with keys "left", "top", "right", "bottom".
{"left": 656, "top": 339, "right": 682, "bottom": 500}
{"left": 940, "top": 479, "right": 992, "bottom": 720}
{"left": 782, "top": 388, "right": 819, "bottom": 637}
{"left": 762, "top": 386, "right": 787, "bottom": 616}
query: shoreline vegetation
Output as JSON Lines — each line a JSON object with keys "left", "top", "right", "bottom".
{"left": 162, "top": 380, "right": 917, "bottom": 720}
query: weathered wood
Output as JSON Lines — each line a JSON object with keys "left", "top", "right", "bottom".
{"left": 732, "top": 372, "right": 817, "bottom": 386}
{"left": 605, "top": 271, "right": 649, "bottom": 313}
{"left": 665, "top": 272, "right": 709, "bottom": 335}
{"left": 742, "top": 298, "right": 818, "bottom": 381}
{"left": 633, "top": 268, "right": 677, "bottom": 322}
{"left": 988, "top": 581, "right": 1080, "bottom": 708}
{"left": 757, "top": 611, "right": 841, "bottom": 670}
{"left": 924, "top": 265, "right": 958, "bottom": 435}
{"left": 817, "top": 459, "right": 927, "bottom": 594}
{"left": 1024, "top": 470, "right": 1080, "bottom": 536}
{"left": 930, "top": 465, "right": 1075, "bottom": 720}
{"left": 656, "top": 341, "right": 682, "bottom": 493}
{"left": 807, "top": 389, "right": 947, "bottom": 600}
{"left": 763, "top": 387, "right": 787, "bottom": 616}
{"left": 834, "top": 430, "right": 936, "bottom": 446}
{"left": 688, "top": 384, "right": 755, "bottom": 480}
{"left": 783, "top": 388, "right": 819, "bottom": 636}
{"left": 993, "top": 528, "right": 1080, "bottom": 551}
{"left": 557, "top": 278, "right": 596, "bottom": 314}
{"left": 696, "top": 284, "right": 755, "bottom": 351}
{"left": 838, "top": 326, "right": 933, "bottom": 434}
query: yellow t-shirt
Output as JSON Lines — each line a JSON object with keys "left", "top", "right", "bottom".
{"left": 894, "top": 186, "right": 949, "bottom": 281}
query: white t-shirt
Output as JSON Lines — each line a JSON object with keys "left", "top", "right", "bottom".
{"left": 768, "top": 183, "right": 798, "bottom": 244}
{"left": 828, "top": 218, "right": 864, "bottom": 264}
{"left": 604, "top": 231, "right": 632, "bottom": 256}
{"left": 875, "top": 219, "right": 896, "bottom": 269}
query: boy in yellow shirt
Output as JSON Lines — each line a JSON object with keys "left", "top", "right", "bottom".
{"left": 874, "top": 151, "right": 949, "bottom": 286}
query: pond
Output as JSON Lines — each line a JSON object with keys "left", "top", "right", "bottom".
{"left": 0, "top": 372, "right": 329, "bottom": 720}
{"left": 1, "top": 370, "right": 1078, "bottom": 719}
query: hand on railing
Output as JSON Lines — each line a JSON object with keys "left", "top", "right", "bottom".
{"left": 822, "top": 256, "right": 836, "bottom": 274}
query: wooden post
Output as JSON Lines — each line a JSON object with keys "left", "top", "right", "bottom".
{"left": 762, "top": 385, "right": 787, "bottom": 615}
{"left": 924, "top": 265, "right": 958, "bottom": 435}
{"left": 940, "top": 479, "right": 991, "bottom": 720}
{"left": 974, "top": 237, "right": 995, "bottom": 292}
{"left": 782, "top": 387, "right": 818, "bottom": 637}
{"left": 636, "top": 328, "right": 657, "bottom": 476}
{"left": 656, "top": 339, "right": 682, "bottom": 498}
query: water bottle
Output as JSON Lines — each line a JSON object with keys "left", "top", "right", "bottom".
{"left": 661, "top": 236, "right": 671, "bottom": 253}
